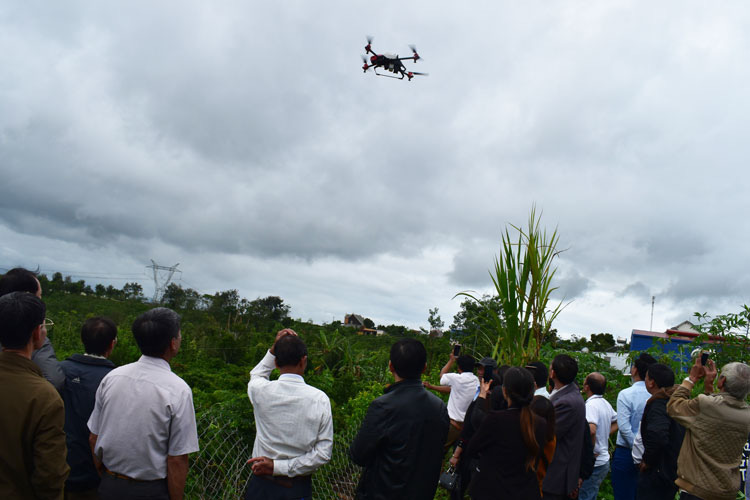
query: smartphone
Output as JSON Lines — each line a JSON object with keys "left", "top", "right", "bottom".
{"left": 700, "top": 352, "right": 709, "bottom": 366}
{"left": 483, "top": 364, "right": 494, "bottom": 383}
{"left": 453, "top": 344, "right": 461, "bottom": 356}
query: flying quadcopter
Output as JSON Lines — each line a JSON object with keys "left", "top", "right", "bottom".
{"left": 361, "top": 37, "right": 428, "bottom": 81}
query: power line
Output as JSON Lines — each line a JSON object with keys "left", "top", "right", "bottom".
{"left": 0, "top": 267, "right": 146, "bottom": 281}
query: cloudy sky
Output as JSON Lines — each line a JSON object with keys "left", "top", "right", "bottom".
{"left": 2, "top": 1, "right": 749, "bottom": 338}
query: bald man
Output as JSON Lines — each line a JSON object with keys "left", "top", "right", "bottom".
{"left": 578, "top": 372, "right": 618, "bottom": 500}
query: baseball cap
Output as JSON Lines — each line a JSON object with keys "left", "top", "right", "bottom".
{"left": 476, "top": 357, "right": 497, "bottom": 369}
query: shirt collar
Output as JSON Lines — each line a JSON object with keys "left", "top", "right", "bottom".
{"left": 550, "top": 383, "right": 570, "bottom": 397}
{"left": 278, "top": 373, "right": 304, "bottom": 383}
{"left": 84, "top": 353, "right": 107, "bottom": 360}
{"left": 587, "top": 394, "right": 603, "bottom": 402}
{"left": 138, "top": 355, "right": 171, "bottom": 371}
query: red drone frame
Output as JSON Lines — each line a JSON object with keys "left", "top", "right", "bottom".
{"left": 361, "top": 37, "right": 428, "bottom": 81}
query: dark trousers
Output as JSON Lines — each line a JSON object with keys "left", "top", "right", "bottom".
{"left": 245, "top": 475, "right": 312, "bottom": 500}
{"left": 612, "top": 446, "right": 638, "bottom": 500}
{"left": 64, "top": 489, "right": 99, "bottom": 500}
{"left": 98, "top": 473, "right": 168, "bottom": 500}
{"left": 636, "top": 469, "right": 677, "bottom": 500}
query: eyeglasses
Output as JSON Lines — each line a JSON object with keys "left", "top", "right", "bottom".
{"left": 43, "top": 318, "right": 54, "bottom": 328}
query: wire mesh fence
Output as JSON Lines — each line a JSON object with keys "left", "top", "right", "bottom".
{"left": 185, "top": 407, "right": 362, "bottom": 499}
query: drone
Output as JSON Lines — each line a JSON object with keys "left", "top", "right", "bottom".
{"left": 361, "top": 37, "right": 428, "bottom": 81}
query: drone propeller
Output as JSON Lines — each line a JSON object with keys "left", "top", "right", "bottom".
{"left": 361, "top": 55, "right": 371, "bottom": 72}
{"left": 367, "top": 35, "right": 374, "bottom": 44}
{"left": 408, "top": 44, "right": 421, "bottom": 62}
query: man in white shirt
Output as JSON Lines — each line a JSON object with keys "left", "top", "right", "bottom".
{"left": 246, "top": 329, "right": 333, "bottom": 499}
{"left": 578, "top": 372, "right": 618, "bottom": 500}
{"left": 424, "top": 351, "right": 479, "bottom": 453}
{"left": 88, "top": 307, "right": 199, "bottom": 500}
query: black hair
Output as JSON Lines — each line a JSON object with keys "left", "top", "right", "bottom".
{"left": 496, "top": 365, "right": 510, "bottom": 385}
{"left": 457, "top": 354, "right": 475, "bottom": 373}
{"left": 0, "top": 268, "right": 40, "bottom": 296}
{"left": 584, "top": 373, "right": 607, "bottom": 395}
{"left": 503, "top": 367, "right": 539, "bottom": 471}
{"left": 525, "top": 361, "right": 548, "bottom": 389}
{"left": 132, "top": 307, "right": 180, "bottom": 357}
{"left": 274, "top": 335, "right": 308, "bottom": 368}
{"left": 81, "top": 317, "right": 117, "bottom": 355}
{"left": 634, "top": 352, "right": 657, "bottom": 380}
{"left": 552, "top": 354, "right": 578, "bottom": 385}
{"left": 530, "top": 395, "right": 556, "bottom": 443}
{"left": 0, "top": 292, "right": 46, "bottom": 349}
{"left": 646, "top": 363, "right": 675, "bottom": 389}
{"left": 390, "top": 338, "right": 426, "bottom": 380}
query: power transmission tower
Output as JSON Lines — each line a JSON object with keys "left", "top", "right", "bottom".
{"left": 148, "top": 260, "right": 181, "bottom": 303}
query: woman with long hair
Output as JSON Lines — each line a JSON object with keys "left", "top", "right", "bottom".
{"left": 464, "top": 367, "right": 547, "bottom": 500}
{"left": 530, "top": 395, "right": 557, "bottom": 494}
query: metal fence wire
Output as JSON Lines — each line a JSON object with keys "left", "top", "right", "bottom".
{"left": 185, "top": 410, "right": 362, "bottom": 499}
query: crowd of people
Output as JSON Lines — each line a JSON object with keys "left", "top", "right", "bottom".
{"left": 1, "top": 266, "right": 749, "bottom": 500}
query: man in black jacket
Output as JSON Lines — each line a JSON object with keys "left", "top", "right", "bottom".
{"left": 637, "top": 363, "right": 684, "bottom": 500}
{"left": 349, "top": 338, "right": 449, "bottom": 500}
{"left": 60, "top": 316, "right": 117, "bottom": 498}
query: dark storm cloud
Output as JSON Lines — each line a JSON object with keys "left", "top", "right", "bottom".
{"left": 554, "top": 268, "right": 592, "bottom": 300}
{"left": 619, "top": 281, "right": 651, "bottom": 301}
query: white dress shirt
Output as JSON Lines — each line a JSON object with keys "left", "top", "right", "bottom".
{"left": 247, "top": 351, "right": 333, "bottom": 477}
{"left": 88, "top": 355, "right": 199, "bottom": 480}
{"left": 535, "top": 386, "right": 551, "bottom": 399}
{"left": 631, "top": 428, "right": 644, "bottom": 464}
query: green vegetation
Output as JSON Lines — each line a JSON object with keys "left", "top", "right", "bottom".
{"left": 456, "top": 206, "right": 567, "bottom": 365}
{"left": 24, "top": 267, "right": 749, "bottom": 499}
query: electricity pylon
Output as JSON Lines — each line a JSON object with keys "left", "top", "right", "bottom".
{"left": 148, "top": 260, "right": 181, "bottom": 303}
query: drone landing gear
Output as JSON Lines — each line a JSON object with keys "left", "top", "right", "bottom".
{"left": 374, "top": 71, "right": 406, "bottom": 80}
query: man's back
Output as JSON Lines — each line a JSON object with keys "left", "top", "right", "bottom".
{"left": 668, "top": 386, "right": 750, "bottom": 500}
{"left": 586, "top": 395, "right": 616, "bottom": 467}
{"left": 247, "top": 356, "right": 333, "bottom": 476}
{"left": 350, "top": 379, "right": 450, "bottom": 500}
{"left": 616, "top": 381, "right": 649, "bottom": 447}
{"left": 88, "top": 356, "right": 199, "bottom": 480}
{"left": 441, "top": 371, "right": 479, "bottom": 422}
{"left": 60, "top": 354, "right": 114, "bottom": 490}
{"left": 0, "top": 352, "right": 69, "bottom": 499}
{"left": 543, "top": 384, "right": 586, "bottom": 497}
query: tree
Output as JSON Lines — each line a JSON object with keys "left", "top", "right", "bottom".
{"left": 589, "top": 333, "right": 616, "bottom": 352}
{"left": 450, "top": 295, "right": 503, "bottom": 335}
{"left": 428, "top": 307, "right": 444, "bottom": 332}
{"left": 248, "top": 296, "right": 290, "bottom": 322}
{"left": 380, "top": 324, "right": 409, "bottom": 337}
{"left": 457, "top": 206, "right": 567, "bottom": 365}
{"left": 162, "top": 284, "right": 203, "bottom": 310}
{"left": 122, "top": 282, "right": 144, "bottom": 301}
{"left": 363, "top": 318, "right": 375, "bottom": 329}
